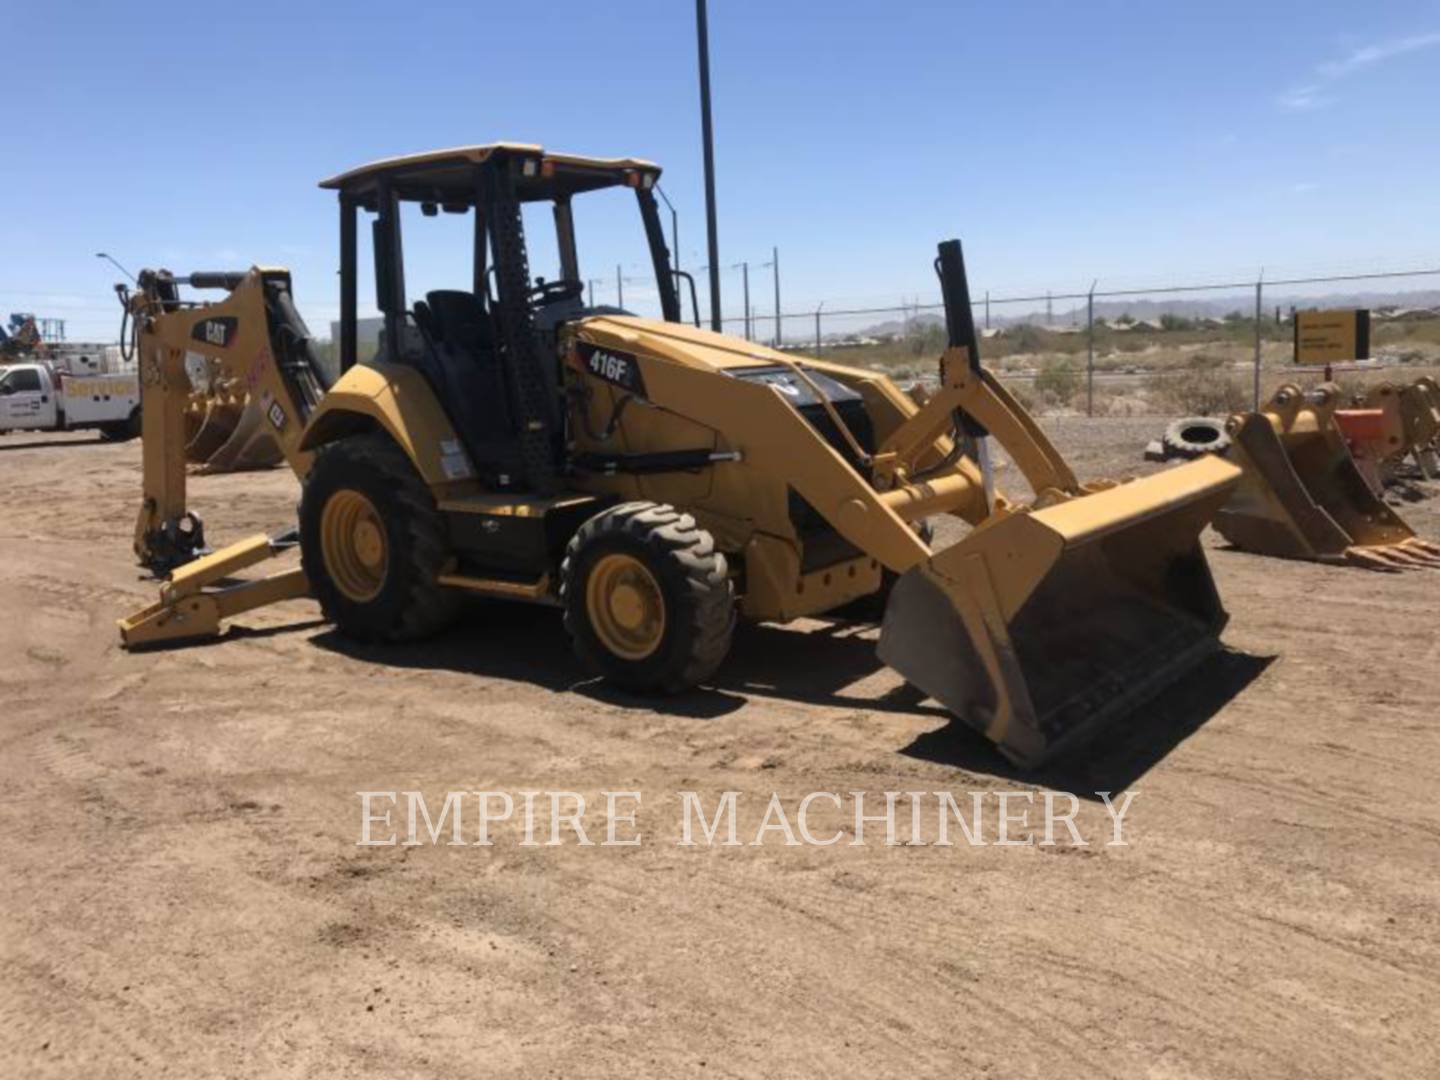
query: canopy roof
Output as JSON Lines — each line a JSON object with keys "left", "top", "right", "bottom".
{"left": 318, "top": 143, "right": 661, "bottom": 205}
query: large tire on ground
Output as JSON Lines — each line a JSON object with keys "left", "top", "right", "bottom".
{"left": 1163, "top": 417, "right": 1231, "bottom": 459}
{"left": 561, "top": 502, "right": 735, "bottom": 694}
{"left": 300, "top": 432, "right": 460, "bottom": 642}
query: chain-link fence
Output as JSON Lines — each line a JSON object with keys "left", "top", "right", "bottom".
{"left": 671, "top": 266, "right": 1440, "bottom": 417}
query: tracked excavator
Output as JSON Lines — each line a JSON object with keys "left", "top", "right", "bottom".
{"left": 117, "top": 143, "right": 1243, "bottom": 767}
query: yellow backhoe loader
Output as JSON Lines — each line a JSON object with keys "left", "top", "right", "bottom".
{"left": 117, "top": 143, "right": 1242, "bottom": 767}
{"left": 1215, "top": 383, "right": 1440, "bottom": 570}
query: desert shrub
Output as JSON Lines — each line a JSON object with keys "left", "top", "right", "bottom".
{"left": 905, "top": 322, "right": 947, "bottom": 357}
{"left": 1147, "top": 367, "right": 1249, "bottom": 415}
{"left": 1111, "top": 334, "right": 1149, "bottom": 353}
{"left": 1186, "top": 351, "right": 1227, "bottom": 371}
{"left": 1010, "top": 323, "right": 1047, "bottom": 353}
{"left": 1003, "top": 379, "right": 1038, "bottom": 413}
{"left": 1159, "top": 313, "right": 1196, "bottom": 332}
{"left": 1034, "top": 358, "right": 1080, "bottom": 405}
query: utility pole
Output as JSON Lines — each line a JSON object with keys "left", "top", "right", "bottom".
{"left": 814, "top": 302, "right": 824, "bottom": 355}
{"left": 696, "top": 0, "right": 721, "bottom": 331}
{"left": 617, "top": 264, "right": 624, "bottom": 310}
{"left": 759, "top": 248, "right": 781, "bottom": 346}
{"left": 733, "top": 261, "right": 750, "bottom": 340}
{"left": 1253, "top": 271, "right": 1264, "bottom": 409}
{"left": 772, "top": 247, "right": 781, "bottom": 346}
{"left": 587, "top": 279, "right": 596, "bottom": 307}
{"left": 1086, "top": 280, "right": 1097, "bottom": 418}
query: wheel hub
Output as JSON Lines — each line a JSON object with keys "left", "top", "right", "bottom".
{"left": 586, "top": 553, "right": 665, "bottom": 660}
{"left": 320, "top": 489, "right": 389, "bottom": 603}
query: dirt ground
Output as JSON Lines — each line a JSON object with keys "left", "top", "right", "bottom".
{"left": 3, "top": 422, "right": 1438, "bottom": 1079}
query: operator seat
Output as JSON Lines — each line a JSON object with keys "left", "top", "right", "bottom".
{"left": 412, "top": 290, "right": 516, "bottom": 475}
{"left": 425, "top": 290, "right": 493, "bottom": 353}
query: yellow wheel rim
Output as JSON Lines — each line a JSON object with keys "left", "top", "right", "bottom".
{"left": 585, "top": 553, "right": 666, "bottom": 661}
{"left": 320, "top": 489, "right": 389, "bottom": 603}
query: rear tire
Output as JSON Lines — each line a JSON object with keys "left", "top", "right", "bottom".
{"left": 561, "top": 502, "right": 735, "bottom": 693}
{"left": 300, "top": 432, "right": 459, "bottom": 642}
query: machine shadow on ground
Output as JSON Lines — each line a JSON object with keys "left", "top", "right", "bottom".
{"left": 0, "top": 435, "right": 109, "bottom": 452}
{"left": 306, "top": 601, "right": 932, "bottom": 722}
{"left": 307, "top": 598, "right": 1270, "bottom": 788}
{"left": 899, "top": 647, "right": 1275, "bottom": 795}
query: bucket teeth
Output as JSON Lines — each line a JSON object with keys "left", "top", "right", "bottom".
{"left": 1403, "top": 537, "right": 1440, "bottom": 558}
{"left": 179, "top": 389, "right": 283, "bottom": 473}
{"left": 195, "top": 396, "right": 283, "bottom": 473}
{"left": 185, "top": 401, "right": 242, "bottom": 464}
{"left": 1343, "top": 548, "right": 1406, "bottom": 572}
{"left": 1345, "top": 540, "right": 1440, "bottom": 571}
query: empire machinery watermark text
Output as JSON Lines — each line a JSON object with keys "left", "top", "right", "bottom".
{"left": 356, "top": 790, "right": 1139, "bottom": 848}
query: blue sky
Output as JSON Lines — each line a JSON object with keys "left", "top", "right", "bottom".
{"left": 7, "top": 0, "right": 1440, "bottom": 340}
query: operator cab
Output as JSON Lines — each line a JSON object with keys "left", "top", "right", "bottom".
{"left": 320, "top": 144, "right": 692, "bottom": 491}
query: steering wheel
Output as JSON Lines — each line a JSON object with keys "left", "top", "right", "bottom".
{"left": 528, "top": 277, "right": 585, "bottom": 306}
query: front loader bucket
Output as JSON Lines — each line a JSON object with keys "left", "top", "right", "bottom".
{"left": 1213, "top": 392, "right": 1440, "bottom": 570}
{"left": 878, "top": 455, "right": 1240, "bottom": 768}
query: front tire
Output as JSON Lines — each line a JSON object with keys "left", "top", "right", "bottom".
{"left": 300, "top": 432, "right": 459, "bottom": 642}
{"left": 561, "top": 502, "right": 735, "bottom": 693}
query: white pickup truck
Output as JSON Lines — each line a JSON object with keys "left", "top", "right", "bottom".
{"left": 0, "top": 362, "right": 141, "bottom": 440}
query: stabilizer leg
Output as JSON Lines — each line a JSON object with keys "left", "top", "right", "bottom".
{"left": 119, "top": 531, "right": 309, "bottom": 647}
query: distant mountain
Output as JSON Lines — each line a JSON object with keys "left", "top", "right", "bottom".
{"left": 853, "top": 288, "right": 1440, "bottom": 336}
{"left": 854, "top": 312, "right": 946, "bottom": 338}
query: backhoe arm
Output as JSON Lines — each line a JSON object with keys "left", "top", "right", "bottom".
{"left": 127, "top": 268, "right": 328, "bottom": 572}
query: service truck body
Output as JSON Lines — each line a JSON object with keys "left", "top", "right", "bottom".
{"left": 0, "top": 362, "right": 140, "bottom": 437}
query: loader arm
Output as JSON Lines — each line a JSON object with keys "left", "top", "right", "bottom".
{"left": 870, "top": 239, "right": 1079, "bottom": 506}
{"left": 875, "top": 349, "right": 1079, "bottom": 503}
{"left": 873, "top": 239, "right": 1243, "bottom": 766}
{"left": 128, "top": 268, "right": 329, "bottom": 572}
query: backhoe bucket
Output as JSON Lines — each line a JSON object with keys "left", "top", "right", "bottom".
{"left": 878, "top": 455, "right": 1240, "bottom": 767}
{"left": 195, "top": 395, "right": 284, "bottom": 473}
{"left": 1213, "top": 385, "right": 1440, "bottom": 570}
{"left": 185, "top": 399, "right": 244, "bottom": 464}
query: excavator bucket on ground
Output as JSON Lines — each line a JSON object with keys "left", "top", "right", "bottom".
{"left": 1335, "top": 380, "right": 1440, "bottom": 489}
{"left": 1214, "top": 384, "right": 1440, "bottom": 571}
{"left": 1417, "top": 376, "right": 1440, "bottom": 475}
{"left": 1373, "top": 379, "right": 1440, "bottom": 480}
